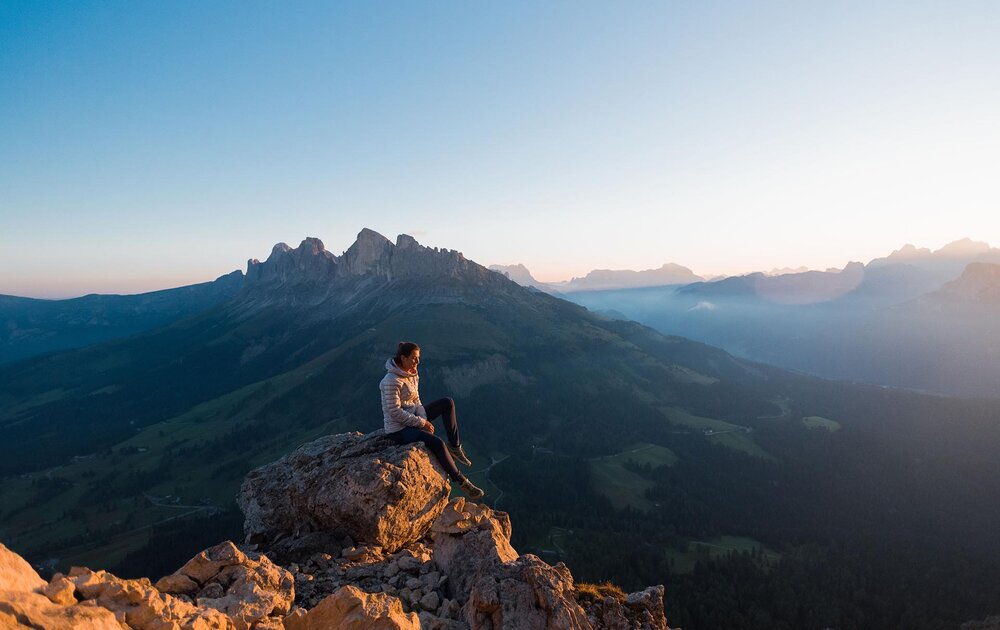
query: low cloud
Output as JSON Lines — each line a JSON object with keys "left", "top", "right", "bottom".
{"left": 690, "top": 301, "right": 717, "bottom": 311}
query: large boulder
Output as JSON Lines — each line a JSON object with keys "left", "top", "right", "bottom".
{"left": 283, "top": 585, "right": 419, "bottom": 630}
{"left": 430, "top": 498, "right": 518, "bottom": 600}
{"left": 465, "top": 555, "right": 593, "bottom": 630}
{"left": 238, "top": 431, "right": 451, "bottom": 553}
{"left": 155, "top": 541, "right": 295, "bottom": 629}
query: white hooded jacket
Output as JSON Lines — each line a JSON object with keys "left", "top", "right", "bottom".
{"left": 380, "top": 357, "right": 427, "bottom": 432}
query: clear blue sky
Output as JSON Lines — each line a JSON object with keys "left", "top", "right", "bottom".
{"left": 2, "top": 1, "right": 998, "bottom": 297}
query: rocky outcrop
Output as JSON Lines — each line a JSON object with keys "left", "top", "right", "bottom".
{"left": 0, "top": 543, "right": 46, "bottom": 594}
{"left": 0, "top": 544, "right": 120, "bottom": 629}
{"left": 579, "top": 586, "right": 669, "bottom": 630}
{"left": 154, "top": 541, "right": 294, "bottom": 629}
{"left": 466, "top": 555, "right": 592, "bottom": 629}
{"left": 284, "top": 585, "right": 419, "bottom": 629}
{"left": 430, "top": 498, "right": 518, "bottom": 599}
{"left": 67, "top": 567, "right": 235, "bottom": 629}
{"left": 238, "top": 431, "right": 451, "bottom": 554}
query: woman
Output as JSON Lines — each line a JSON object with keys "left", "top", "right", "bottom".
{"left": 380, "top": 341, "right": 485, "bottom": 499}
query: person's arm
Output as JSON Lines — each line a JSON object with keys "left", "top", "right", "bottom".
{"left": 381, "top": 377, "right": 426, "bottom": 428}
{"left": 413, "top": 377, "right": 425, "bottom": 418}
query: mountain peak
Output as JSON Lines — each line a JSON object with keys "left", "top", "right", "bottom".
{"left": 241, "top": 229, "right": 512, "bottom": 304}
{"left": 936, "top": 237, "right": 992, "bottom": 257}
{"left": 927, "top": 262, "right": 1000, "bottom": 305}
{"left": 342, "top": 229, "right": 393, "bottom": 275}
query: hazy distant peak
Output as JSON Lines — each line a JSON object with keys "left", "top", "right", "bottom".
{"left": 920, "top": 262, "right": 1000, "bottom": 305}
{"left": 886, "top": 243, "right": 933, "bottom": 260}
{"left": 561, "top": 263, "right": 702, "bottom": 292}
{"left": 763, "top": 266, "right": 810, "bottom": 276}
{"left": 936, "top": 237, "right": 992, "bottom": 257}
{"left": 489, "top": 264, "right": 540, "bottom": 284}
{"left": 880, "top": 238, "right": 994, "bottom": 262}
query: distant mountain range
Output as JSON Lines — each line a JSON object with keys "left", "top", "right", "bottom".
{"left": 495, "top": 238, "right": 1000, "bottom": 301}
{"left": 562, "top": 239, "right": 1000, "bottom": 397}
{"left": 490, "top": 262, "right": 703, "bottom": 293}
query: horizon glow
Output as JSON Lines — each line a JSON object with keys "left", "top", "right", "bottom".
{"left": 2, "top": 1, "right": 999, "bottom": 298}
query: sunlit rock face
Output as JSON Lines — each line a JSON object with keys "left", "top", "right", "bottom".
{"left": 238, "top": 430, "right": 452, "bottom": 554}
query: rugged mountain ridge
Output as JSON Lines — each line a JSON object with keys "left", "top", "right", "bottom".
{"left": 0, "top": 432, "right": 671, "bottom": 629}
{"left": 241, "top": 230, "right": 506, "bottom": 306}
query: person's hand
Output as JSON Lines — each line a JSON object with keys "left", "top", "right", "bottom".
{"left": 422, "top": 420, "right": 435, "bottom": 434}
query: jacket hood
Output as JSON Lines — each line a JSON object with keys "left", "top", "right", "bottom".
{"left": 385, "top": 357, "right": 416, "bottom": 378}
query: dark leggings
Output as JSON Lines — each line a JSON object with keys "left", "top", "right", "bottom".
{"left": 388, "top": 397, "right": 462, "bottom": 481}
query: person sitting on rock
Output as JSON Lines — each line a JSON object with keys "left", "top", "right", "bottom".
{"left": 380, "top": 341, "right": 485, "bottom": 499}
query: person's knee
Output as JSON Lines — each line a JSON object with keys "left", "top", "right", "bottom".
{"left": 425, "top": 434, "right": 445, "bottom": 449}
{"left": 446, "top": 397, "right": 455, "bottom": 409}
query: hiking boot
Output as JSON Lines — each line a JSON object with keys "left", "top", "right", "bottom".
{"left": 457, "top": 476, "right": 485, "bottom": 499}
{"left": 448, "top": 444, "right": 472, "bottom": 467}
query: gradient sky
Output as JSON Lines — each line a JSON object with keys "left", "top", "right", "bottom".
{"left": 2, "top": 1, "right": 999, "bottom": 297}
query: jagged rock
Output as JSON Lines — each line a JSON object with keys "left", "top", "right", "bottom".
{"left": 0, "top": 543, "right": 46, "bottom": 593}
{"left": 155, "top": 572, "right": 199, "bottom": 596}
{"left": 581, "top": 586, "right": 669, "bottom": 630}
{"left": 42, "top": 574, "right": 77, "bottom": 606}
{"left": 0, "top": 591, "right": 122, "bottom": 629}
{"left": 239, "top": 431, "right": 451, "bottom": 554}
{"left": 169, "top": 541, "right": 294, "bottom": 630}
{"left": 283, "top": 585, "right": 419, "bottom": 629}
{"left": 199, "top": 582, "right": 226, "bottom": 600}
{"left": 431, "top": 498, "right": 518, "bottom": 600}
{"left": 625, "top": 586, "right": 668, "bottom": 629}
{"left": 418, "top": 610, "right": 471, "bottom": 629}
{"left": 266, "top": 532, "right": 344, "bottom": 565}
{"left": 0, "top": 545, "right": 119, "bottom": 629}
{"left": 68, "top": 567, "right": 235, "bottom": 629}
{"left": 420, "top": 590, "right": 441, "bottom": 612}
{"left": 465, "top": 555, "right": 593, "bottom": 630}
{"left": 176, "top": 541, "right": 250, "bottom": 585}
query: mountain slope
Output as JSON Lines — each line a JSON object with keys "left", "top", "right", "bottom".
{"left": 0, "top": 270, "right": 244, "bottom": 364}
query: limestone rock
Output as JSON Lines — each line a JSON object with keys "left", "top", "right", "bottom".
{"left": 0, "top": 590, "right": 121, "bottom": 629}
{"left": 155, "top": 572, "right": 199, "bottom": 596}
{"left": 580, "top": 586, "right": 668, "bottom": 630}
{"left": 431, "top": 498, "right": 518, "bottom": 600}
{"left": 42, "top": 574, "right": 77, "bottom": 606}
{"left": 67, "top": 567, "right": 235, "bottom": 629}
{"left": 0, "top": 546, "right": 119, "bottom": 630}
{"left": 417, "top": 610, "right": 471, "bottom": 629}
{"left": 283, "top": 585, "right": 419, "bottom": 630}
{"left": 465, "top": 555, "right": 593, "bottom": 630}
{"left": 0, "top": 543, "right": 45, "bottom": 593}
{"left": 239, "top": 431, "right": 450, "bottom": 553}
{"left": 170, "top": 541, "right": 294, "bottom": 630}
